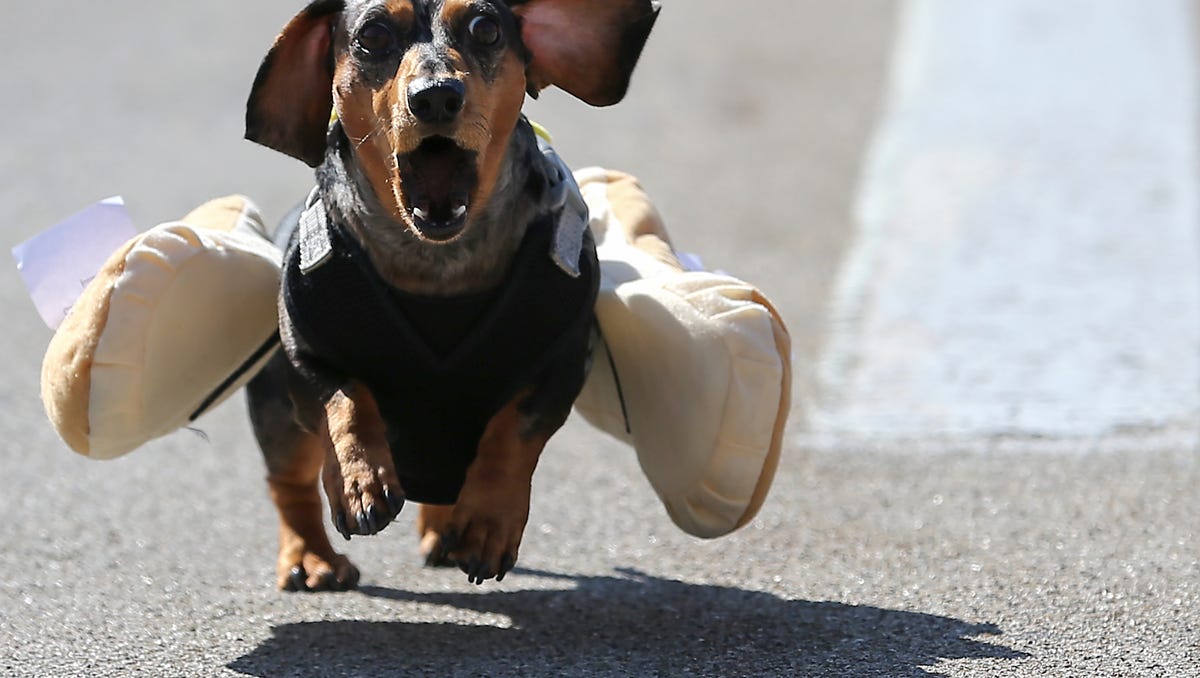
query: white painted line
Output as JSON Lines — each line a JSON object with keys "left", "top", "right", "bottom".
{"left": 815, "top": 0, "right": 1200, "bottom": 438}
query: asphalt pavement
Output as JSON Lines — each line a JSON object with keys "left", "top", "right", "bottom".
{"left": 1, "top": 1, "right": 1197, "bottom": 677}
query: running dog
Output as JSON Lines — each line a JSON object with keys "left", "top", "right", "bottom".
{"left": 244, "top": 0, "right": 659, "bottom": 590}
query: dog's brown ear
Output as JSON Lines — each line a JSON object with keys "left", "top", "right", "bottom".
{"left": 245, "top": 0, "right": 343, "bottom": 167}
{"left": 512, "top": 0, "right": 660, "bottom": 107}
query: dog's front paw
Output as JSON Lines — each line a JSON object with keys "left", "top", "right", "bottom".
{"left": 322, "top": 452, "right": 406, "bottom": 539}
{"left": 440, "top": 393, "right": 548, "bottom": 584}
{"left": 321, "top": 385, "right": 406, "bottom": 539}
{"left": 442, "top": 485, "right": 529, "bottom": 584}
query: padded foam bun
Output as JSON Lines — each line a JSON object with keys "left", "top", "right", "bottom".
{"left": 41, "top": 196, "right": 282, "bottom": 459}
{"left": 573, "top": 170, "right": 792, "bottom": 538}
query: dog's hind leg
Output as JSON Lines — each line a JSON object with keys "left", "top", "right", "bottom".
{"left": 416, "top": 503, "right": 456, "bottom": 567}
{"left": 247, "top": 353, "right": 360, "bottom": 592}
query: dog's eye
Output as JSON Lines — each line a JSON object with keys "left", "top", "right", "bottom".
{"left": 468, "top": 15, "right": 501, "bottom": 47}
{"left": 356, "top": 21, "right": 396, "bottom": 56}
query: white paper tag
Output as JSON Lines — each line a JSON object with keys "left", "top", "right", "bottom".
{"left": 677, "top": 252, "right": 706, "bottom": 272}
{"left": 12, "top": 197, "right": 139, "bottom": 329}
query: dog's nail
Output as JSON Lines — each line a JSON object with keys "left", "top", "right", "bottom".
{"left": 340, "top": 565, "right": 361, "bottom": 591}
{"left": 336, "top": 512, "right": 351, "bottom": 541}
{"left": 497, "top": 554, "right": 515, "bottom": 581}
{"left": 366, "top": 505, "right": 381, "bottom": 534}
{"left": 311, "top": 571, "right": 335, "bottom": 592}
{"left": 384, "top": 488, "right": 404, "bottom": 515}
{"left": 430, "top": 536, "right": 453, "bottom": 566}
{"left": 355, "top": 510, "right": 370, "bottom": 535}
{"left": 289, "top": 567, "right": 306, "bottom": 592}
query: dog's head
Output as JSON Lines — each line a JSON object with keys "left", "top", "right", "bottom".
{"left": 246, "top": 0, "right": 659, "bottom": 243}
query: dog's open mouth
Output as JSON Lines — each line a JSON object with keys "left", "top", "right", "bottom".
{"left": 397, "top": 136, "right": 478, "bottom": 242}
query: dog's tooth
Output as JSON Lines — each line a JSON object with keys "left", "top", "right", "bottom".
{"left": 452, "top": 205, "right": 467, "bottom": 219}
{"left": 413, "top": 207, "right": 429, "bottom": 221}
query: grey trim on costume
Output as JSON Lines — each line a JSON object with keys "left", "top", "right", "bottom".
{"left": 299, "top": 188, "right": 333, "bottom": 274}
{"left": 539, "top": 138, "right": 589, "bottom": 278}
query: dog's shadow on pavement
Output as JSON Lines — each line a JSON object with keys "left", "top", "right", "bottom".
{"left": 228, "top": 568, "right": 1027, "bottom": 677}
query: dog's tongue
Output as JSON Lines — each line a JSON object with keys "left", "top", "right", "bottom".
{"left": 416, "top": 148, "right": 459, "bottom": 202}
{"left": 407, "top": 137, "right": 475, "bottom": 223}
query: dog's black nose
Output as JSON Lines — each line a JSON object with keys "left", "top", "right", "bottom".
{"left": 407, "top": 78, "right": 466, "bottom": 124}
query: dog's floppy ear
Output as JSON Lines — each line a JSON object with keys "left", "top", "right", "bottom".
{"left": 245, "top": 0, "right": 343, "bottom": 167}
{"left": 512, "top": 0, "right": 661, "bottom": 106}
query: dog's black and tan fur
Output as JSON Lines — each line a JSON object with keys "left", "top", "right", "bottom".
{"left": 244, "top": 0, "right": 659, "bottom": 590}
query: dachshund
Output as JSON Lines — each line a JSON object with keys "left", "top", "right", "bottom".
{"left": 243, "top": 0, "right": 659, "bottom": 590}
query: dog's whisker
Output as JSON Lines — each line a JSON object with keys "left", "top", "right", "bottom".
{"left": 351, "top": 123, "right": 386, "bottom": 149}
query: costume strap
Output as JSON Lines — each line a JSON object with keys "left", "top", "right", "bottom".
{"left": 538, "top": 136, "right": 589, "bottom": 278}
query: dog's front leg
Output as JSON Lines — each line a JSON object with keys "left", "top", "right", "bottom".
{"left": 442, "top": 392, "right": 550, "bottom": 584}
{"left": 321, "top": 382, "right": 405, "bottom": 538}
